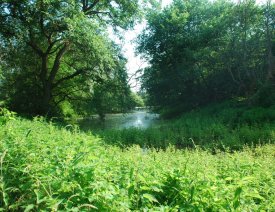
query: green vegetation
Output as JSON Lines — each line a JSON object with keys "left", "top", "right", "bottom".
{"left": 0, "top": 0, "right": 156, "bottom": 116}
{"left": 0, "top": 0, "right": 275, "bottom": 210}
{"left": 1, "top": 109, "right": 275, "bottom": 211}
{"left": 138, "top": 0, "right": 275, "bottom": 112}
{"left": 100, "top": 101, "right": 275, "bottom": 150}
{"left": 1, "top": 0, "right": 274, "bottom": 118}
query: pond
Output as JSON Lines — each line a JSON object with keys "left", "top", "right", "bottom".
{"left": 75, "top": 110, "right": 160, "bottom": 131}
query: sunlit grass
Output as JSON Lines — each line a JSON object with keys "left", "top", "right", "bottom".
{"left": 0, "top": 109, "right": 274, "bottom": 210}
{"left": 100, "top": 103, "right": 275, "bottom": 150}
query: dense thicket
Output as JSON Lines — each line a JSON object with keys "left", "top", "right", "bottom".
{"left": 0, "top": 0, "right": 156, "bottom": 116}
{"left": 138, "top": 0, "right": 275, "bottom": 115}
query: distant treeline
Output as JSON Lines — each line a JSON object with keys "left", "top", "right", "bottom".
{"left": 138, "top": 0, "right": 275, "bottom": 116}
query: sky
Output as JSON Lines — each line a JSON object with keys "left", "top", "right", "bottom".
{"left": 108, "top": 0, "right": 173, "bottom": 91}
{"left": 123, "top": 0, "right": 174, "bottom": 90}
{"left": 109, "top": 0, "right": 267, "bottom": 91}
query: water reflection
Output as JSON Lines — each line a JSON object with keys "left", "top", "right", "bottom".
{"left": 77, "top": 110, "right": 159, "bottom": 131}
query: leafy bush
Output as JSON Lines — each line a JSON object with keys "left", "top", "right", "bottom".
{"left": 0, "top": 108, "right": 16, "bottom": 125}
{"left": 1, "top": 103, "right": 275, "bottom": 210}
{"left": 0, "top": 117, "right": 274, "bottom": 210}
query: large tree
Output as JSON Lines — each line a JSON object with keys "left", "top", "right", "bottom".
{"left": 138, "top": 0, "right": 274, "bottom": 114}
{"left": 0, "top": 0, "right": 157, "bottom": 115}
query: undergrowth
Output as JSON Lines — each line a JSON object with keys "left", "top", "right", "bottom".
{"left": 0, "top": 108, "right": 275, "bottom": 210}
{"left": 99, "top": 102, "right": 275, "bottom": 150}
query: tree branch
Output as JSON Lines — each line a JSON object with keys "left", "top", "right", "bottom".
{"left": 83, "top": 0, "right": 100, "bottom": 13}
{"left": 46, "top": 38, "right": 62, "bottom": 54}
{"left": 27, "top": 40, "right": 44, "bottom": 56}
{"left": 85, "top": 10, "right": 112, "bottom": 18}
{"left": 53, "top": 68, "right": 86, "bottom": 88}
{"left": 48, "top": 42, "right": 69, "bottom": 83}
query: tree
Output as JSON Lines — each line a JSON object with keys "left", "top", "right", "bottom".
{"left": 0, "top": 0, "right": 157, "bottom": 115}
{"left": 138, "top": 0, "right": 230, "bottom": 109}
{"left": 138, "top": 0, "right": 274, "bottom": 115}
{"left": 84, "top": 55, "right": 135, "bottom": 119}
{"left": 264, "top": 0, "right": 275, "bottom": 81}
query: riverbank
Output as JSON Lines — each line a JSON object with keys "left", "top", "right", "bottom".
{"left": 1, "top": 111, "right": 274, "bottom": 210}
{"left": 71, "top": 110, "right": 160, "bottom": 131}
{"left": 99, "top": 101, "right": 275, "bottom": 150}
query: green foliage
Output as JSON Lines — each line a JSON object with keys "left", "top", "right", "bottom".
{"left": 250, "top": 82, "right": 275, "bottom": 107}
{"left": 129, "top": 92, "right": 145, "bottom": 108}
{"left": 59, "top": 101, "right": 78, "bottom": 119}
{"left": 80, "top": 60, "right": 137, "bottom": 118}
{"left": 0, "top": 0, "right": 155, "bottom": 116}
{"left": 138, "top": 0, "right": 275, "bottom": 113}
{"left": 0, "top": 115, "right": 274, "bottom": 210}
{"left": 0, "top": 108, "right": 16, "bottom": 125}
{"left": 100, "top": 102, "right": 275, "bottom": 150}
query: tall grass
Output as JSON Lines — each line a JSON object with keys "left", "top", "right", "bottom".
{"left": 99, "top": 103, "right": 275, "bottom": 150}
{"left": 0, "top": 108, "right": 275, "bottom": 210}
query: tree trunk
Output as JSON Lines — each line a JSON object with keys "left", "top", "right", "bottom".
{"left": 267, "top": 49, "right": 275, "bottom": 81}
{"left": 265, "top": 0, "right": 275, "bottom": 82}
{"left": 40, "top": 82, "right": 52, "bottom": 115}
{"left": 37, "top": 43, "right": 69, "bottom": 115}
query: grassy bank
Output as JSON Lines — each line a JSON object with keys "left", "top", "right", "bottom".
{"left": 100, "top": 102, "right": 275, "bottom": 150}
{"left": 0, "top": 108, "right": 275, "bottom": 210}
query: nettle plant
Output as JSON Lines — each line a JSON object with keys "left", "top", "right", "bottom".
{"left": 0, "top": 108, "right": 16, "bottom": 125}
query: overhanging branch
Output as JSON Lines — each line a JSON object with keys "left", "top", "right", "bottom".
{"left": 49, "top": 42, "right": 70, "bottom": 83}
{"left": 53, "top": 68, "right": 87, "bottom": 88}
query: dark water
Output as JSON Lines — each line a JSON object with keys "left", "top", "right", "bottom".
{"left": 76, "top": 110, "right": 160, "bottom": 131}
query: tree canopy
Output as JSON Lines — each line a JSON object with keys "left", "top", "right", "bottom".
{"left": 138, "top": 0, "right": 274, "bottom": 115}
{"left": 0, "top": 0, "right": 157, "bottom": 116}
{"left": 0, "top": 0, "right": 274, "bottom": 117}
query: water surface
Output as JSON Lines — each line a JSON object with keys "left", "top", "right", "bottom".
{"left": 77, "top": 110, "right": 160, "bottom": 131}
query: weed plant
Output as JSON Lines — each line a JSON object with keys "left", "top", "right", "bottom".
{"left": 0, "top": 109, "right": 274, "bottom": 210}
{"left": 100, "top": 103, "right": 275, "bottom": 150}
